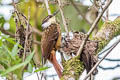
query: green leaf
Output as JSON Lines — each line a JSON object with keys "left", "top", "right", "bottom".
{"left": 25, "top": 50, "right": 35, "bottom": 62}
{"left": 34, "top": 67, "right": 50, "bottom": 72}
{"left": 19, "top": 0, "right": 25, "bottom": 3}
{"left": 0, "top": 61, "right": 9, "bottom": 69}
{"left": 2, "top": 45, "right": 14, "bottom": 60}
{"left": 3, "top": 37, "right": 22, "bottom": 48}
{"left": 0, "top": 31, "right": 1, "bottom": 35}
{"left": 27, "top": 63, "right": 33, "bottom": 73}
{"left": 0, "top": 51, "right": 34, "bottom": 76}
{"left": 0, "top": 39, "right": 2, "bottom": 47}
{"left": 0, "top": 70, "right": 4, "bottom": 73}
{"left": 9, "top": 17, "right": 16, "bottom": 32}
{"left": 5, "top": 38, "right": 16, "bottom": 45}
{"left": 11, "top": 42, "right": 19, "bottom": 57}
{"left": 0, "top": 17, "right": 5, "bottom": 26}
{"left": 5, "top": 37, "right": 23, "bottom": 48}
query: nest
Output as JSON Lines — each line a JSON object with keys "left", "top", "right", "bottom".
{"left": 60, "top": 32, "right": 98, "bottom": 74}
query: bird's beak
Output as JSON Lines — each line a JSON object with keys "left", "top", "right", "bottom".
{"left": 52, "top": 10, "right": 60, "bottom": 16}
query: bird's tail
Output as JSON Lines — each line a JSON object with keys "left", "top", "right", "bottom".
{"left": 50, "top": 51, "right": 62, "bottom": 78}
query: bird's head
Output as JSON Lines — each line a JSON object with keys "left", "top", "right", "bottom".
{"left": 42, "top": 10, "right": 59, "bottom": 29}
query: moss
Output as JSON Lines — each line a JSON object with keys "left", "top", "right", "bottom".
{"left": 61, "top": 57, "right": 84, "bottom": 80}
{"left": 93, "top": 18, "right": 120, "bottom": 52}
{"left": 61, "top": 18, "right": 120, "bottom": 79}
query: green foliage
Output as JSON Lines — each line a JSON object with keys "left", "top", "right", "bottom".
{"left": 0, "top": 0, "right": 106, "bottom": 79}
{"left": 0, "top": 16, "right": 5, "bottom": 27}
{"left": 1, "top": 51, "right": 34, "bottom": 76}
{"left": 9, "top": 17, "right": 16, "bottom": 33}
{"left": 28, "top": 63, "right": 33, "bottom": 73}
{"left": 57, "top": 5, "right": 89, "bottom": 32}
{"left": 34, "top": 66, "right": 50, "bottom": 72}
{"left": 0, "top": 32, "right": 2, "bottom": 47}
{"left": 0, "top": 50, "right": 34, "bottom": 76}
{"left": 19, "top": 0, "right": 25, "bottom": 3}
{"left": 0, "top": 34, "right": 34, "bottom": 79}
{"left": 0, "top": 39, "right": 2, "bottom": 47}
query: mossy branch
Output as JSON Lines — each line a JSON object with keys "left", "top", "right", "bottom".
{"left": 93, "top": 18, "right": 120, "bottom": 52}
{"left": 61, "top": 17, "right": 120, "bottom": 80}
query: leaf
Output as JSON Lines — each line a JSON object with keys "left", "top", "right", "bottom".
{"left": 0, "top": 51, "right": 34, "bottom": 76}
{"left": 19, "top": 0, "right": 25, "bottom": 3}
{"left": 0, "top": 17, "right": 5, "bottom": 27}
{"left": 0, "top": 39, "right": 2, "bottom": 47}
{"left": 34, "top": 67, "right": 50, "bottom": 72}
{"left": 25, "top": 50, "right": 35, "bottom": 62}
{"left": 0, "top": 31, "right": 1, "bottom": 35}
{"left": 2, "top": 45, "right": 14, "bottom": 60}
{"left": 9, "top": 17, "right": 16, "bottom": 32}
{"left": 5, "top": 37, "right": 23, "bottom": 48}
{"left": 0, "top": 61, "right": 9, "bottom": 69}
{"left": 5, "top": 38, "right": 16, "bottom": 45}
{"left": 27, "top": 63, "right": 33, "bottom": 73}
{"left": 11, "top": 42, "right": 19, "bottom": 57}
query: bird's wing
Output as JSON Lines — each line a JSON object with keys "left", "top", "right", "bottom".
{"left": 41, "top": 24, "right": 59, "bottom": 60}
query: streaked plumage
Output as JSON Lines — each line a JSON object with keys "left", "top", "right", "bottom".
{"left": 41, "top": 14, "right": 62, "bottom": 78}
{"left": 41, "top": 23, "right": 61, "bottom": 60}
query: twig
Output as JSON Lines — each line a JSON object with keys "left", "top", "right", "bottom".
{"left": 14, "top": 10, "right": 42, "bottom": 36}
{"left": 23, "top": 7, "right": 31, "bottom": 61}
{"left": 44, "top": 0, "right": 51, "bottom": 15}
{"left": 106, "top": 0, "right": 109, "bottom": 20}
{"left": 0, "top": 27, "right": 15, "bottom": 37}
{"left": 98, "top": 57, "right": 120, "bottom": 62}
{"left": 12, "top": 0, "right": 21, "bottom": 26}
{"left": 99, "top": 64, "right": 120, "bottom": 70}
{"left": 57, "top": 0, "right": 69, "bottom": 33}
{"left": 33, "top": 2, "right": 42, "bottom": 70}
{"left": 34, "top": 0, "right": 83, "bottom": 6}
{"left": 76, "top": 0, "right": 112, "bottom": 56}
{"left": 33, "top": 40, "right": 41, "bottom": 45}
{"left": 32, "top": 27, "right": 43, "bottom": 36}
{"left": 70, "top": 0, "right": 91, "bottom": 25}
{"left": 0, "top": 27, "right": 41, "bottom": 45}
{"left": 83, "top": 37, "right": 120, "bottom": 80}
{"left": 36, "top": 72, "right": 40, "bottom": 80}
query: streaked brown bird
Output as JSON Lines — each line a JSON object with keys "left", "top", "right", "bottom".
{"left": 41, "top": 11, "right": 62, "bottom": 78}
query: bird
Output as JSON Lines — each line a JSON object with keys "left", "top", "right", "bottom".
{"left": 41, "top": 11, "right": 62, "bottom": 78}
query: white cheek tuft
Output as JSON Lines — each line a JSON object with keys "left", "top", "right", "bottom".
{"left": 42, "top": 22, "right": 51, "bottom": 29}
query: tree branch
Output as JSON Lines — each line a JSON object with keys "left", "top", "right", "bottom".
{"left": 44, "top": 0, "right": 51, "bottom": 15}
{"left": 57, "top": 0, "right": 69, "bottom": 33}
{"left": 0, "top": 27, "right": 41, "bottom": 45}
{"left": 70, "top": 0, "right": 91, "bottom": 25}
{"left": 76, "top": 0, "right": 113, "bottom": 56}
{"left": 83, "top": 37, "right": 120, "bottom": 80}
{"left": 0, "top": 27, "right": 15, "bottom": 37}
{"left": 61, "top": 0, "right": 120, "bottom": 79}
{"left": 32, "top": 27, "right": 43, "bottom": 36}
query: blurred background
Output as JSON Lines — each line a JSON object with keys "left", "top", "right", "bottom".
{"left": 0, "top": 0, "right": 120, "bottom": 80}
